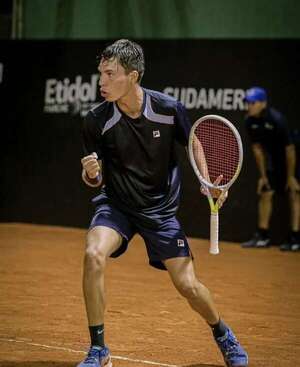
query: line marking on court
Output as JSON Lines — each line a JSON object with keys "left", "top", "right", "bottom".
{"left": 0, "top": 338, "right": 180, "bottom": 367}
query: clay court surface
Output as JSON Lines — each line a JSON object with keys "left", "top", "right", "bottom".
{"left": 0, "top": 223, "right": 299, "bottom": 367}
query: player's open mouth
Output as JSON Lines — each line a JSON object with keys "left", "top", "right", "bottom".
{"left": 101, "top": 90, "right": 108, "bottom": 97}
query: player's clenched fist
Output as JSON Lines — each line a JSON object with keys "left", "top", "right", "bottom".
{"left": 81, "top": 152, "right": 102, "bottom": 187}
{"left": 81, "top": 152, "right": 101, "bottom": 178}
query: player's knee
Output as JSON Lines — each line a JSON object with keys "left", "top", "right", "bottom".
{"left": 84, "top": 244, "right": 106, "bottom": 273}
{"left": 176, "top": 278, "right": 200, "bottom": 300}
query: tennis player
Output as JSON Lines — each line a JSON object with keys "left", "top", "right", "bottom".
{"left": 77, "top": 39, "right": 248, "bottom": 367}
{"left": 241, "top": 87, "right": 300, "bottom": 249}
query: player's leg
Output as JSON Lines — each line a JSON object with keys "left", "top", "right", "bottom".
{"left": 83, "top": 226, "right": 122, "bottom": 327}
{"left": 164, "top": 256, "right": 218, "bottom": 324}
{"left": 138, "top": 216, "right": 247, "bottom": 366}
{"left": 164, "top": 256, "right": 248, "bottom": 367}
{"left": 78, "top": 226, "right": 122, "bottom": 367}
{"left": 78, "top": 199, "right": 135, "bottom": 367}
{"left": 78, "top": 226, "right": 121, "bottom": 367}
{"left": 138, "top": 217, "right": 219, "bottom": 322}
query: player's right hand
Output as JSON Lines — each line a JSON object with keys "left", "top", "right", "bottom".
{"left": 257, "top": 176, "right": 271, "bottom": 195}
{"left": 81, "top": 152, "right": 101, "bottom": 179}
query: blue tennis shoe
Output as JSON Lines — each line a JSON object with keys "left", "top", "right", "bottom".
{"left": 214, "top": 327, "right": 248, "bottom": 367}
{"left": 77, "top": 346, "right": 112, "bottom": 367}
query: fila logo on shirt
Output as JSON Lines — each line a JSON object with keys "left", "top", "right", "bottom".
{"left": 153, "top": 130, "right": 161, "bottom": 138}
{"left": 177, "top": 239, "right": 185, "bottom": 247}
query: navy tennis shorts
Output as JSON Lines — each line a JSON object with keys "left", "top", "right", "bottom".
{"left": 89, "top": 196, "right": 191, "bottom": 271}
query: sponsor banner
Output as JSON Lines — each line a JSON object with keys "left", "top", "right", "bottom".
{"left": 163, "top": 87, "right": 246, "bottom": 111}
{"left": 1, "top": 40, "right": 299, "bottom": 242}
{"left": 44, "top": 74, "right": 99, "bottom": 115}
{"left": 43, "top": 77, "right": 248, "bottom": 116}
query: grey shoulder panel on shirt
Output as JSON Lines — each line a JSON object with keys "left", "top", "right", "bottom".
{"left": 102, "top": 103, "right": 122, "bottom": 135}
{"left": 90, "top": 100, "right": 109, "bottom": 117}
{"left": 143, "top": 93, "right": 175, "bottom": 125}
{"left": 86, "top": 100, "right": 120, "bottom": 135}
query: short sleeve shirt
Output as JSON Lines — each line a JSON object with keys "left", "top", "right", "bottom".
{"left": 245, "top": 107, "right": 291, "bottom": 170}
{"left": 82, "top": 88, "right": 191, "bottom": 219}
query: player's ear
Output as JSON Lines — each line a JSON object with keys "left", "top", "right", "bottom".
{"left": 130, "top": 70, "right": 139, "bottom": 84}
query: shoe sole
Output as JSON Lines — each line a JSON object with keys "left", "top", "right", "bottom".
{"left": 225, "top": 356, "right": 249, "bottom": 367}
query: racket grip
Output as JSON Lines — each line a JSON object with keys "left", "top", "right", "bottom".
{"left": 210, "top": 212, "right": 219, "bottom": 255}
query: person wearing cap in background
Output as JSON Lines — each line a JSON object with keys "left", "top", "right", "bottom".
{"left": 241, "top": 87, "right": 300, "bottom": 251}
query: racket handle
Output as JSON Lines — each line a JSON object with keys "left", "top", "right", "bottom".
{"left": 210, "top": 212, "right": 219, "bottom": 255}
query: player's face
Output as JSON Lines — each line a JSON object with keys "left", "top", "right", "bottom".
{"left": 246, "top": 101, "right": 266, "bottom": 117}
{"left": 98, "top": 58, "right": 135, "bottom": 102}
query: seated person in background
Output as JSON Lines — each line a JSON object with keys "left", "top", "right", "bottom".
{"left": 241, "top": 87, "right": 300, "bottom": 249}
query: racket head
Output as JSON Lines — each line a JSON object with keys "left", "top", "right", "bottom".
{"left": 188, "top": 114, "right": 243, "bottom": 190}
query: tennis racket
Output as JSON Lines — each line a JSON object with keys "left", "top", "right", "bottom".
{"left": 188, "top": 115, "right": 243, "bottom": 254}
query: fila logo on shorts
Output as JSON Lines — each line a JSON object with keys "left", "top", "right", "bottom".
{"left": 177, "top": 239, "right": 185, "bottom": 247}
{"left": 153, "top": 130, "right": 160, "bottom": 138}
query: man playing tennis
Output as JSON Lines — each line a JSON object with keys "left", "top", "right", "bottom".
{"left": 77, "top": 39, "right": 248, "bottom": 367}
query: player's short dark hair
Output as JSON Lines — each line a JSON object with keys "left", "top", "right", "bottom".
{"left": 100, "top": 39, "right": 145, "bottom": 83}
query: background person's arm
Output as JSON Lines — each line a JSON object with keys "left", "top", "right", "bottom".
{"left": 252, "top": 143, "right": 270, "bottom": 194}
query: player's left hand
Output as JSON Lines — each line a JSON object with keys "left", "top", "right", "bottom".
{"left": 286, "top": 176, "right": 300, "bottom": 192}
{"left": 200, "top": 175, "right": 229, "bottom": 207}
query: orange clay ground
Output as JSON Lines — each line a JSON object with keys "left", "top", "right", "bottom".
{"left": 0, "top": 223, "right": 299, "bottom": 367}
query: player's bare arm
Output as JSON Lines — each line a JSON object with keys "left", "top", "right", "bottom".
{"left": 81, "top": 152, "right": 103, "bottom": 187}
{"left": 189, "top": 138, "right": 228, "bottom": 204}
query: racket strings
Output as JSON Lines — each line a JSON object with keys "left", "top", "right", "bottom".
{"left": 193, "top": 119, "right": 239, "bottom": 185}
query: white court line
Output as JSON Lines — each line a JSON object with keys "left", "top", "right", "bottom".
{"left": 0, "top": 338, "right": 180, "bottom": 367}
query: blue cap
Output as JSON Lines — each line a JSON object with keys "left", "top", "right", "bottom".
{"left": 244, "top": 87, "right": 267, "bottom": 103}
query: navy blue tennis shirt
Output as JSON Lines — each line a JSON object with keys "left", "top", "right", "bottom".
{"left": 245, "top": 107, "right": 291, "bottom": 170}
{"left": 82, "top": 88, "right": 191, "bottom": 221}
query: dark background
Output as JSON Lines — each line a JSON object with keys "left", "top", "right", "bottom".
{"left": 1, "top": 39, "right": 299, "bottom": 243}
